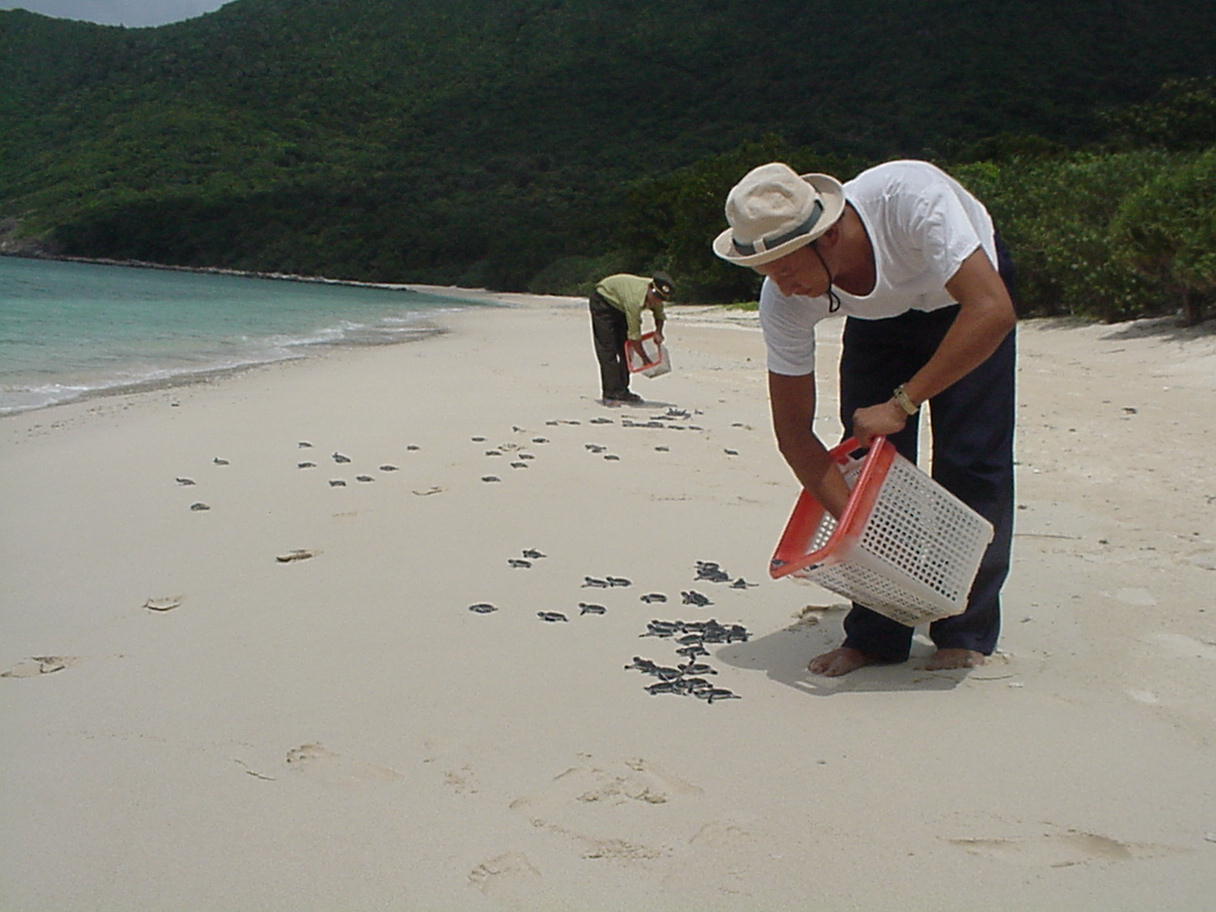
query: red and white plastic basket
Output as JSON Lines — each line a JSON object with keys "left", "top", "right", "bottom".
{"left": 769, "top": 436, "right": 994, "bottom": 626}
{"left": 625, "top": 332, "right": 671, "bottom": 378}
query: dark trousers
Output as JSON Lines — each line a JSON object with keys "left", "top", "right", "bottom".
{"left": 838, "top": 240, "right": 1018, "bottom": 660}
{"left": 589, "top": 291, "right": 630, "bottom": 398}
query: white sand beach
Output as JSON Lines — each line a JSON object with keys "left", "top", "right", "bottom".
{"left": 2, "top": 291, "right": 1215, "bottom": 911}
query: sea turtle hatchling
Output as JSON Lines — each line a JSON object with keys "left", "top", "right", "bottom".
{"left": 582, "top": 577, "right": 609, "bottom": 588}
{"left": 537, "top": 611, "right": 568, "bottom": 623}
{"left": 682, "top": 590, "right": 713, "bottom": 607}
{"left": 508, "top": 559, "right": 532, "bottom": 569}
{"left": 640, "top": 593, "right": 667, "bottom": 604}
{"left": 695, "top": 688, "right": 741, "bottom": 703}
{"left": 606, "top": 576, "right": 631, "bottom": 587}
{"left": 625, "top": 656, "right": 659, "bottom": 672}
{"left": 468, "top": 603, "right": 498, "bottom": 614}
{"left": 578, "top": 603, "right": 606, "bottom": 615}
{"left": 522, "top": 549, "right": 546, "bottom": 559}
{"left": 332, "top": 452, "right": 351, "bottom": 463}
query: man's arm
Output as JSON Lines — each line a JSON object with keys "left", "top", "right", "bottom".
{"left": 769, "top": 371, "right": 852, "bottom": 519}
{"left": 852, "top": 247, "right": 1017, "bottom": 445}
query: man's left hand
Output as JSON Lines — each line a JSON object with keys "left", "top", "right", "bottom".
{"left": 852, "top": 400, "right": 908, "bottom": 448}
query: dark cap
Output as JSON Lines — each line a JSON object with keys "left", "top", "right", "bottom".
{"left": 651, "top": 271, "right": 675, "bottom": 299}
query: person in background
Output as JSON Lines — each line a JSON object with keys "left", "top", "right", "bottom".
{"left": 588, "top": 271, "right": 674, "bottom": 403}
{"left": 712, "top": 160, "right": 1017, "bottom": 676}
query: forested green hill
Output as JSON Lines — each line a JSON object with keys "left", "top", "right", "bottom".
{"left": 2, "top": 0, "right": 1214, "bottom": 300}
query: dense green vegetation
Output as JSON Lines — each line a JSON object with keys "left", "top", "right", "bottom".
{"left": 2, "top": 0, "right": 1213, "bottom": 320}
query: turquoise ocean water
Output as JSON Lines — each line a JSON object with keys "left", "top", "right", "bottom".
{"left": 0, "top": 257, "right": 486, "bottom": 415}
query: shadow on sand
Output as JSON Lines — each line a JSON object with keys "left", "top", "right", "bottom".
{"left": 713, "top": 611, "right": 971, "bottom": 696}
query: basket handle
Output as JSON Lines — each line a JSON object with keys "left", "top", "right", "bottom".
{"left": 830, "top": 436, "right": 881, "bottom": 464}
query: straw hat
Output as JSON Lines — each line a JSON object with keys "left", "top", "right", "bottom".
{"left": 712, "top": 163, "right": 846, "bottom": 267}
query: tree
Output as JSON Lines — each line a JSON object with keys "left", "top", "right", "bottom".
{"left": 1112, "top": 148, "right": 1216, "bottom": 324}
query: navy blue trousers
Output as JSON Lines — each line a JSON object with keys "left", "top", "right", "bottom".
{"left": 837, "top": 243, "right": 1017, "bottom": 660}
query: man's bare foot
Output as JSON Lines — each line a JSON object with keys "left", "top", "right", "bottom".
{"left": 925, "top": 648, "right": 986, "bottom": 670}
{"left": 808, "top": 647, "right": 880, "bottom": 677}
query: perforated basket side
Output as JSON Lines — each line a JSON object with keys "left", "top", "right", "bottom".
{"left": 854, "top": 454, "right": 993, "bottom": 609}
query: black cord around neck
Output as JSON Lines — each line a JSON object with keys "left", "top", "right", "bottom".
{"left": 810, "top": 242, "right": 842, "bottom": 313}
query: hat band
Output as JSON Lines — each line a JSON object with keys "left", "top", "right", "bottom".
{"left": 732, "top": 200, "right": 824, "bottom": 256}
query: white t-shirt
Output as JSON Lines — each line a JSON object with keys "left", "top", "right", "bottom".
{"left": 760, "top": 160, "right": 997, "bottom": 376}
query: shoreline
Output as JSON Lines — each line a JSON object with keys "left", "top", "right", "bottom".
{"left": 3, "top": 295, "right": 1215, "bottom": 910}
{"left": 0, "top": 256, "right": 591, "bottom": 418}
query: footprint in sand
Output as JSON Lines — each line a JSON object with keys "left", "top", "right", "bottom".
{"left": 421, "top": 736, "right": 481, "bottom": 794}
{"left": 946, "top": 829, "right": 1184, "bottom": 867}
{"left": 144, "top": 596, "right": 183, "bottom": 612}
{"left": 468, "top": 852, "right": 542, "bottom": 901}
{"left": 283, "top": 742, "right": 402, "bottom": 786}
{"left": 2, "top": 656, "right": 80, "bottom": 678}
{"left": 509, "top": 756, "right": 702, "bottom": 815}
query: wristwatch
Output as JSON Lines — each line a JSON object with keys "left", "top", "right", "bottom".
{"left": 892, "top": 384, "right": 919, "bottom": 416}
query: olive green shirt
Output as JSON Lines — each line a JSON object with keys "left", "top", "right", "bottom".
{"left": 595, "top": 274, "right": 665, "bottom": 341}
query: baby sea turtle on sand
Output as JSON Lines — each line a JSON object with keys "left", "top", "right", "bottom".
{"left": 582, "top": 577, "right": 609, "bottom": 588}
{"left": 695, "top": 688, "right": 740, "bottom": 704}
{"left": 654, "top": 446, "right": 670, "bottom": 452}
{"left": 604, "top": 454, "right": 621, "bottom": 461}
{"left": 356, "top": 475, "right": 374, "bottom": 483}
{"left": 508, "top": 559, "right": 532, "bottom": 569}
{"left": 682, "top": 590, "right": 713, "bottom": 607}
{"left": 724, "top": 449, "right": 739, "bottom": 456}
{"left": 645, "top": 681, "right": 682, "bottom": 696}
{"left": 589, "top": 417, "right": 613, "bottom": 425}
{"left": 585, "top": 444, "right": 606, "bottom": 453}
{"left": 695, "top": 561, "right": 732, "bottom": 582}
{"left": 517, "top": 453, "right": 535, "bottom": 460}
{"left": 481, "top": 476, "right": 501, "bottom": 483}
{"left": 606, "top": 576, "right": 632, "bottom": 587}
{"left": 189, "top": 502, "right": 211, "bottom": 511}
{"left": 641, "top": 620, "right": 682, "bottom": 638}
{"left": 640, "top": 593, "right": 668, "bottom": 604}
{"left": 531, "top": 437, "right": 549, "bottom": 444}
{"left": 537, "top": 611, "right": 568, "bottom": 623}
{"left": 298, "top": 462, "right": 316, "bottom": 469}
{"left": 471, "top": 436, "right": 486, "bottom": 442}
{"left": 510, "top": 462, "right": 528, "bottom": 469}
{"left": 468, "top": 603, "right": 498, "bottom": 614}
{"left": 579, "top": 603, "right": 606, "bottom": 615}
{"left": 731, "top": 578, "right": 758, "bottom": 589}
{"left": 175, "top": 476, "right": 196, "bottom": 486}
{"left": 484, "top": 450, "right": 502, "bottom": 456}
{"left": 276, "top": 549, "right": 316, "bottom": 563}
{"left": 329, "top": 479, "right": 346, "bottom": 487}
{"left": 678, "top": 661, "right": 717, "bottom": 676}
{"left": 406, "top": 444, "right": 421, "bottom": 451}
{"left": 625, "top": 656, "right": 659, "bottom": 672}
{"left": 332, "top": 452, "right": 351, "bottom": 463}
{"left": 379, "top": 464, "right": 399, "bottom": 472}
{"left": 676, "top": 644, "right": 710, "bottom": 659}
{"left": 522, "top": 549, "right": 546, "bottom": 559}
{"left": 213, "top": 457, "right": 229, "bottom": 465}
{"left": 298, "top": 441, "right": 313, "bottom": 448}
